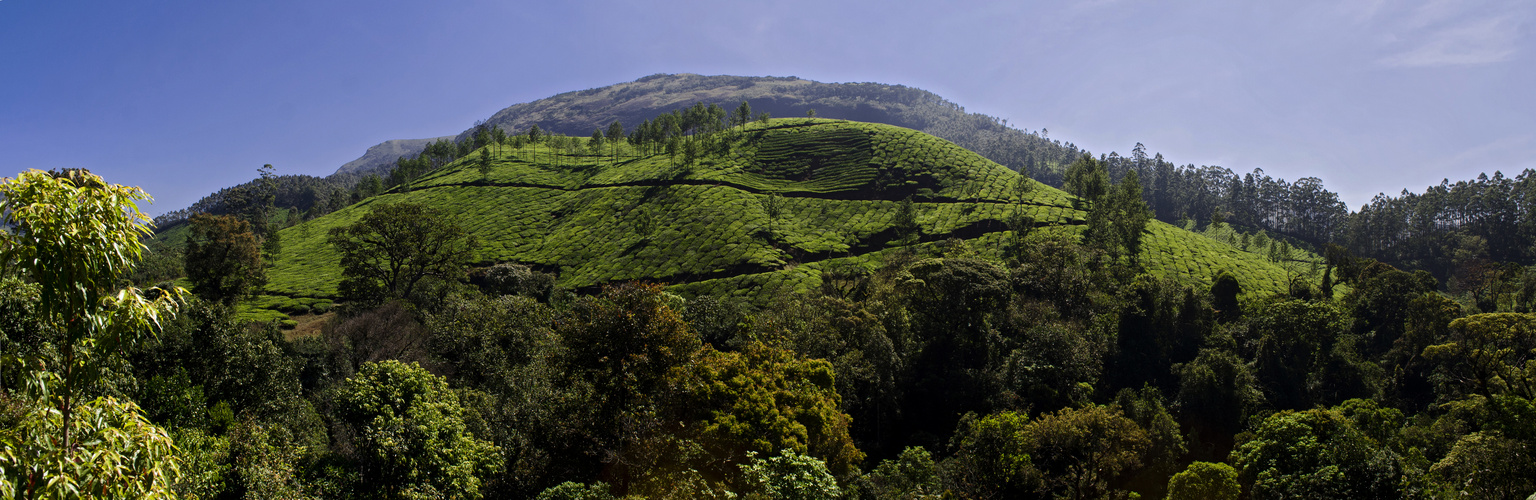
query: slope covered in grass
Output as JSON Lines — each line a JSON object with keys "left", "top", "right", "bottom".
{"left": 267, "top": 119, "right": 1302, "bottom": 303}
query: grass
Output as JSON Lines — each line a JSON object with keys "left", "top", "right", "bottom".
{"left": 261, "top": 119, "right": 1300, "bottom": 304}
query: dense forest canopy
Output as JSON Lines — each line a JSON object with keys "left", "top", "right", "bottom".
{"left": 9, "top": 160, "right": 1536, "bottom": 498}
{"left": 35, "top": 84, "right": 1536, "bottom": 498}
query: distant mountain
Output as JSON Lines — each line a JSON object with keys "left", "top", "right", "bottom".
{"left": 334, "top": 137, "right": 453, "bottom": 176}
{"left": 441, "top": 73, "right": 1083, "bottom": 185}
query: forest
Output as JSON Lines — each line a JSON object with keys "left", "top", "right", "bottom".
{"left": 4, "top": 103, "right": 1536, "bottom": 500}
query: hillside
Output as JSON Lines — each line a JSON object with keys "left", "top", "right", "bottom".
{"left": 265, "top": 119, "right": 1307, "bottom": 306}
{"left": 335, "top": 74, "right": 1080, "bottom": 184}
{"left": 334, "top": 136, "right": 454, "bottom": 176}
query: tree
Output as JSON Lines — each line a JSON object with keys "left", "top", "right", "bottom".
{"left": 950, "top": 405, "right": 1151, "bottom": 499}
{"left": 735, "top": 101, "right": 753, "bottom": 127}
{"left": 1175, "top": 349, "right": 1263, "bottom": 457}
{"left": 1026, "top": 404, "right": 1152, "bottom": 499}
{"left": 893, "top": 196, "right": 919, "bottom": 246}
{"left": 605, "top": 121, "right": 625, "bottom": 144}
{"left": 1423, "top": 312, "right": 1536, "bottom": 400}
{"left": 183, "top": 213, "right": 266, "bottom": 304}
{"left": 0, "top": 169, "right": 185, "bottom": 497}
{"left": 1233, "top": 407, "right": 1403, "bottom": 499}
{"left": 1083, "top": 169, "right": 1151, "bottom": 265}
{"left": 338, "top": 360, "right": 503, "bottom": 499}
{"left": 1211, "top": 272, "right": 1242, "bottom": 322}
{"left": 1064, "top": 154, "right": 1108, "bottom": 207}
{"left": 762, "top": 193, "right": 785, "bottom": 239}
{"left": 477, "top": 148, "right": 493, "bottom": 178}
{"left": 557, "top": 283, "right": 700, "bottom": 432}
{"left": 948, "top": 411, "right": 1040, "bottom": 498}
{"left": 327, "top": 202, "right": 478, "bottom": 305}
{"left": 853, "top": 446, "right": 942, "bottom": 499}
{"left": 606, "top": 121, "right": 625, "bottom": 162}
{"left": 1429, "top": 430, "right": 1536, "bottom": 498}
{"left": 1166, "top": 462, "right": 1239, "bottom": 500}
{"left": 672, "top": 344, "right": 864, "bottom": 479}
{"left": 248, "top": 163, "right": 282, "bottom": 260}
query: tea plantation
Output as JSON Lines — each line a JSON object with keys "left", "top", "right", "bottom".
{"left": 262, "top": 119, "right": 1303, "bottom": 307}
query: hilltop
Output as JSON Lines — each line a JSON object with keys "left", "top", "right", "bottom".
{"left": 333, "top": 74, "right": 1081, "bottom": 185}
{"left": 263, "top": 118, "right": 1307, "bottom": 311}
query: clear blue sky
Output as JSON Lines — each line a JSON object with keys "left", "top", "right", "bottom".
{"left": 3, "top": 0, "right": 1532, "bottom": 215}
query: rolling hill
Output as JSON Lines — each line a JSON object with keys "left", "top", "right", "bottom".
{"left": 335, "top": 74, "right": 1081, "bottom": 185}
{"left": 260, "top": 118, "right": 1309, "bottom": 313}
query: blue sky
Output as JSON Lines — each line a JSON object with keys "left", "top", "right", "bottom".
{"left": 2, "top": 0, "right": 1532, "bottom": 215}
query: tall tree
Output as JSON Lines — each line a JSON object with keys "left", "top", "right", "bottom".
{"left": 735, "top": 100, "right": 753, "bottom": 127}
{"left": 183, "top": 213, "right": 266, "bottom": 304}
{"left": 327, "top": 202, "right": 478, "bottom": 305}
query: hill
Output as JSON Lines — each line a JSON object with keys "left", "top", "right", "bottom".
{"left": 334, "top": 74, "right": 1082, "bottom": 184}
{"left": 264, "top": 119, "right": 1310, "bottom": 309}
{"left": 334, "top": 136, "right": 454, "bottom": 176}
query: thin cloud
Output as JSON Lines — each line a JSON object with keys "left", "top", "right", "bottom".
{"left": 1380, "top": 15, "right": 1522, "bottom": 67}
{"left": 1375, "top": 1, "right": 1528, "bottom": 68}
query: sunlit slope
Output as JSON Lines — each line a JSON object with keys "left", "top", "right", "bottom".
{"left": 266, "top": 119, "right": 1298, "bottom": 301}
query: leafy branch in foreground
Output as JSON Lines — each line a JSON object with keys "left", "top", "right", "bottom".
{"left": 0, "top": 169, "right": 187, "bottom": 498}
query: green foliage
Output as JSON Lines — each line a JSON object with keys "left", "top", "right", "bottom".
{"left": 1063, "top": 154, "right": 1108, "bottom": 204}
{"left": 1212, "top": 272, "right": 1241, "bottom": 321}
{"left": 852, "top": 446, "right": 941, "bottom": 499}
{"left": 948, "top": 411, "right": 1038, "bottom": 498}
{"left": 327, "top": 201, "right": 478, "bottom": 305}
{"left": 471, "top": 263, "right": 555, "bottom": 300}
{"left": 0, "top": 395, "right": 181, "bottom": 499}
{"left": 673, "top": 344, "right": 864, "bottom": 479}
{"left": 228, "top": 417, "right": 313, "bottom": 500}
{"left": 184, "top": 213, "right": 266, "bottom": 304}
{"left": 1166, "top": 462, "right": 1240, "bottom": 500}
{"left": 739, "top": 449, "right": 841, "bottom": 500}
{"left": 1175, "top": 348, "right": 1264, "bottom": 446}
{"left": 172, "top": 427, "right": 232, "bottom": 499}
{"left": 535, "top": 481, "right": 615, "bottom": 500}
{"left": 1422, "top": 312, "right": 1536, "bottom": 400}
{"left": 558, "top": 283, "right": 700, "bottom": 420}
{"left": 337, "top": 360, "right": 503, "bottom": 499}
{"left": 1250, "top": 299, "right": 1379, "bottom": 410}
{"left": 1025, "top": 404, "right": 1152, "bottom": 499}
{"left": 950, "top": 405, "right": 1151, "bottom": 499}
{"left": 1233, "top": 407, "right": 1404, "bottom": 499}
{"left": 0, "top": 169, "right": 187, "bottom": 497}
{"left": 1428, "top": 430, "right": 1536, "bottom": 498}
{"left": 1083, "top": 169, "right": 1152, "bottom": 264}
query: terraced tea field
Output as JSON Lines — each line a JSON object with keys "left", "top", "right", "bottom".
{"left": 260, "top": 119, "right": 1305, "bottom": 310}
